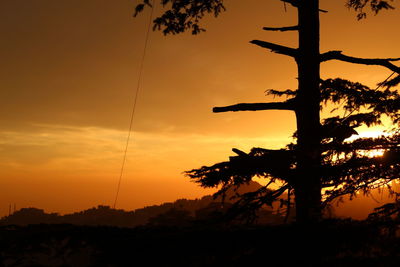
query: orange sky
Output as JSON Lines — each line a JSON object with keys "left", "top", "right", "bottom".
{"left": 1, "top": 0, "right": 399, "bottom": 218}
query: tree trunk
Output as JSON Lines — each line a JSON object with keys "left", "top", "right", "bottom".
{"left": 294, "top": 0, "right": 322, "bottom": 223}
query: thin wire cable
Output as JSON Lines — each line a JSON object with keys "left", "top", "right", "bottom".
{"left": 341, "top": 71, "right": 396, "bottom": 122}
{"left": 113, "top": 6, "right": 154, "bottom": 209}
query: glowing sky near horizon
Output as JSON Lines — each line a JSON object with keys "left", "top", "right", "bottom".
{"left": 1, "top": 0, "right": 399, "bottom": 218}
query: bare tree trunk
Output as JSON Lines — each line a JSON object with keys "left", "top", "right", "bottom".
{"left": 294, "top": 0, "right": 322, "bottom": 223}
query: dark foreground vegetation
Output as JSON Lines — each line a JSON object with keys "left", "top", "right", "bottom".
{"left": 1, "top": 220, "right": 400, "bottom": 266}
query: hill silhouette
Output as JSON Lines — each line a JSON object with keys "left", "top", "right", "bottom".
{"left": 0, "top": 181, "right": 285, "bottom": 227}
{"left": 2, "top": 182, "right": 400, "bottom": 266}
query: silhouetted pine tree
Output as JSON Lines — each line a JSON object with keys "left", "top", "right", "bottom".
{"left": 135, "top": 0, "right": 400, "bottom": 223}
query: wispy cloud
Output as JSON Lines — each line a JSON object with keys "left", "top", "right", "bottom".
{"left": 0, "top": 124, "right": 290, "bottom": 174}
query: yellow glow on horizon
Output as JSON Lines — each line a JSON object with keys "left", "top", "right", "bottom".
{"left": 364, "top": 149, "right": 384, "bottom": 158}
{"left": 347, "top": 127, "right": 389, "bottom": 141}
{"left": 357, "top": 130, "right": 388, "bottom": 139}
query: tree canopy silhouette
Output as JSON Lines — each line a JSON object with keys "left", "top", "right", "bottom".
{"left": 135, "top": 0, "right": 400, "bottom": 223}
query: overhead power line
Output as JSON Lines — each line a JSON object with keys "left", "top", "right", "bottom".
{"left": 342, "top": 71, "right": 396, "bottom": 122}
{"left": 113, "top": 5, "right": 154, "bottom": 209}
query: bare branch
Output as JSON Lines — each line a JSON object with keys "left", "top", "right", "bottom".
{"left": 250, "top": 40, "right": 298, "bottom": 58}
{"left": 213, "top": 100, "right": 296, "bottom": 113}
{"left": 321, "top": 50, "right": 400, "bottom": 73}
{"left": 280, "top": 0, "right": 300, "bottom": 8}
{"left": 263, "top": 26, "right": 299, "bottom": 32}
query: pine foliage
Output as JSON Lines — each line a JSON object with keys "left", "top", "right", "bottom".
{"left": 134, "top": 0, "right": 225, "bottom": 35}
{"left": 347, "top": 0, "right": 395, "bottom": 19}
{"left": 186, "top": 78, "right": 400, "bottom": 220}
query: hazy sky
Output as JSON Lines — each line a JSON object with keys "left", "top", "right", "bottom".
{"left": 1, "top": 0, "right": 399, "bottom": 217}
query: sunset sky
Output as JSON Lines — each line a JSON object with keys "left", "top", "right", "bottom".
{"left": 1, "top": 0, "right": 399, "bottom": 218}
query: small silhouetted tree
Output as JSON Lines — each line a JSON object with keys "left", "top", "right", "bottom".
{"left": 135, "top": 0, "right": 400, "bottom": 223}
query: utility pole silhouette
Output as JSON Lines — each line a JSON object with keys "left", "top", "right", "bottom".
{"left": 8, "top": 203, "right": 16, "bottom": 216}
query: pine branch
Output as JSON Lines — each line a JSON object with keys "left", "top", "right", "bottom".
{"left": 250, "top": 40, "right": 298, "bottom": 58}
{"left": 213, "top": 100, "right": 296, "bottom": 113}
{"left": 266, "top": 89, "right": 297, "bottom": 97}
{"left": 320, "top": 51, "right": 400, "bottom": 73}
{"left": 322, "top": 163, "right": 399, "bottom": 205}
{"left": 323, "top": 133, "right": 400, "bottom": 153}
{"left": 380, "top": 75, "right": 400, "bottom": 88}
{"left": 263, "top": 26, "right": 299, "bottom": 32}
{"left": 135, "top": 0, "right": 226, "bottom": 35}
{"left": 347, "top": 0, "right": 395, "bottom": 20}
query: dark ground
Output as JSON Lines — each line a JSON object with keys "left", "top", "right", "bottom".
{"left": 1, "top": 220, "right": 400, "bottom": 267}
